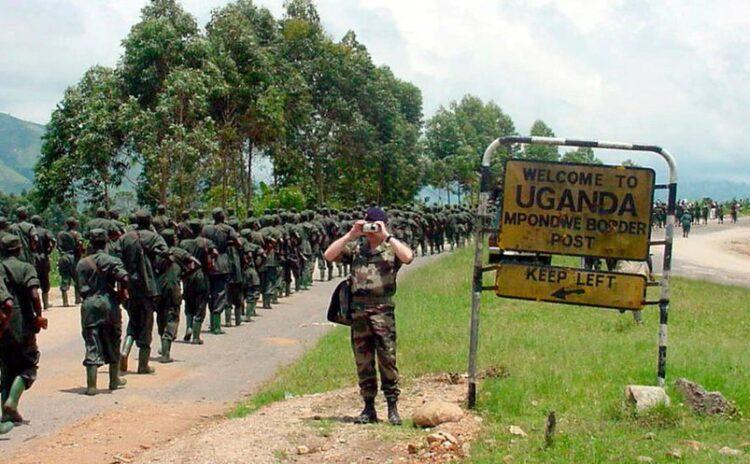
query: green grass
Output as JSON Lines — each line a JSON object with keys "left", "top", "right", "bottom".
{"left": 232, "top": 247, "right": 750, "bottom": 463}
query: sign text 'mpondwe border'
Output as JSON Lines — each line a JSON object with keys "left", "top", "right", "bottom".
{"left": 499, "top": 159, "right": 655, "bottom": 260}
{"left": 495, "top": 262, "right": 647, "bottom": 311}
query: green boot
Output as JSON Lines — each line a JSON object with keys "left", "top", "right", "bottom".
{"left": 61, "top": 290, "right": 69, "bottom": 307}
{"left": 210, "top": 313, "right": 225, "bottom": 335}
{"left": 191, "top": 319, "right": 204, "bottom": 345}
{"left": 120, "top": 335, "right": 134, "bottom": 373}
{"left": 85, "top": 365, "right": 98, "bottom": 396}
{"left": 224, "top": 307, "right": 232, "bottom": 327}
{"left": 0, "top": 420, "right": 12, "bottom": 434}
{"left": 159, "top": 338, "right": 173, "bottom": 363}
{"left": 183, "top": 315, "right": 193, "bottom": 342}
{"left": 42, "top": 292, "right": 50, "bottom": 310}
{"left": 284, "top": 281, "right": 291, "bottom": 297}
{"left": 137, "top": 347, "right": 155, "bottom": 374}
{"left": 2, "top": 376, "right": 25, "bottom": 423}
{"left": 74, "top": 287, "right": 82, "bottom": 304}
{"left": 244, "top": 300, "right": 256, "bottom": 322}
{"left": 262, "top": 294, "right": 271, "bottom": 309}
{"left": 109, "top": 363, "right": 126, "bottom": 390}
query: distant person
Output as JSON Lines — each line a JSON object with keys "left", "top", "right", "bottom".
{"left": 717, "top": 204, "right": 724, "bottom": 224}
{"left": 324, "top": 207, "right": 414, "bottom": 426}
{"left": 681, "top": 210, "right": 693, "bottom": 238}
{"left": 731, "top": 202, "right": 739, "bottom": 223}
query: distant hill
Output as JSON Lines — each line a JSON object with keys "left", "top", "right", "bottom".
{"left": 0, "top": 112, "right": 45, "bottom": 193}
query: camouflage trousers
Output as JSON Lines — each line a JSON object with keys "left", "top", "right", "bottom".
{"left": 350, "top": 302, "right": 400, "bottom": 400}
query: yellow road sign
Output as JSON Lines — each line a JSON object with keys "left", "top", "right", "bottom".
{"left": 499, "top": 159, "right": 655, "bottom": 260}
{"left": 495, "top": 263, "right": 647, "bottom": 310}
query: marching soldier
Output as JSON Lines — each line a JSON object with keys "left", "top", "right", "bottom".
{"left": 86, "top": 207, "right": 111, "bottom": 238}
{"left": 0, "top": 272, "right": 14, "bottom": 434}
{"left": 118, "top": 210, "right": 168, "bottom": 374}
{"left": 57, "top": 217, "right": 84, "bottom": 306}
{"left": 0, "top": 234, "right": 48, "bottom": 425}
{"left": 202, "top": 208, "right": 239, "bottom": 334}
{"left": 8, "top": 207, "right": 37, "bottom": 265}
{"left": 30, "top": 215, "right": 55, "bottom": 310}
{"left": 152, "top": 204, "right": 171, "bottom": 233}
{"left": 76, "top": 229, "right": 129, "bottom": 395}
{"left": 179, "top": 220, "right": 215, "bottom": 344}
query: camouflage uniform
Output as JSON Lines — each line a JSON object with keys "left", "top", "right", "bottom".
{"left": 338, "top": 238, "right": 402, "bottom": 402}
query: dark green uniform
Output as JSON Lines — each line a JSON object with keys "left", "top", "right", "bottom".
{"left": 31, "top": 221, "right": 55, "bottom": 306}
{"left": 179, "top": 223, "right": 215, "bottom": 344}
{"left": 77, "top": 249, "right": 128, "bottom": 368}
{"left": 8, "top": 221, "right": 37, "bottom": 265}
{"left": 202, "top": 214, "right": 239, "bottom": 333}
{"left": 57, "top": 223, "right": 84, "bottom": 305}
{"left": 0, "top": 244, "right": 42, "bottom": 422}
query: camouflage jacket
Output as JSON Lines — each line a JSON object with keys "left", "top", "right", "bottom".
{"left": 339, "top": 238, "right": 402, "bottom": 300}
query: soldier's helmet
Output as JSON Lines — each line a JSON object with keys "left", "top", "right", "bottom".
{"left": 16, "top": 206, "right": 29, "bottom": 220}
{"left": 157, "top": 204, "right": 167, "bottom": 214}
{"left": 240, "top": 228, "right": 253, "bottom": 240}
{"left": 31, "top": 215, "right": 43, "bottom": 226}
{"left": 135, "top": 209, "right": 152, "bottom": 227}
{"left": 161, "top": 228, "right": 176, "bottom": 246}
{"left": 1, "top": 234, "right": 22, "bottom": 253}
{"left": 212, "top": 207, "right": 225, "bottom": 221}
{"left": 96, "top": 207, "right": 107, "bottom": 217}
{"left": 89, "top": 228, "right": 108, "bottom": 245}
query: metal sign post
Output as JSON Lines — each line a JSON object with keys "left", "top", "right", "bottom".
{"left": 467, "top": 136, "right": 677, "bottom": 409}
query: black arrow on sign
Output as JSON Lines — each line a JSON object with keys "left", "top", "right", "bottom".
{"left": 551, "top": 287, "right": 585, "bottom": 300}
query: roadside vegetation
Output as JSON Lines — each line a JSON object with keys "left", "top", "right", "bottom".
{"left": 232, "top": 247, "right": 749, "bottom": 462}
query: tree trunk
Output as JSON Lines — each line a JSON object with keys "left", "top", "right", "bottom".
{"left": 246, "top": 141, "right": 254, "bottom": 208}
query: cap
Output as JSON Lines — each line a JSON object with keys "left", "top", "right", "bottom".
{"left": 1, "top": 234, "right": 22, "bottom": 251}
{"left": 89, "top": 228, "right": 107, "bottom": 242}
{"left": 364, "top": 207, "right": 388, "bottom": 224}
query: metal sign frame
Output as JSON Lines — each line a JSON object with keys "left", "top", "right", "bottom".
{"left": 467, "top": 136, "right": 677, "bottom": 408}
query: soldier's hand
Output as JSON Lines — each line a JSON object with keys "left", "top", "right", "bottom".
{"left": 373, "top": 221, "right": 389, "bottom": 241}
{"left": 348, "top": 220, "right": 366, "bottom": 240}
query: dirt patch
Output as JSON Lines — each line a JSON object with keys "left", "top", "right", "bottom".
{"left": 8, "top": 401, "right": 223, "bottom": 464}
{"left": 134, "top": 374, "right": 481, "bottom": 464}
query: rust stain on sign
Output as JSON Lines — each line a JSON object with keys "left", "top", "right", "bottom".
{"left": 499, "top": 159, "right": 655, "bottom": 260}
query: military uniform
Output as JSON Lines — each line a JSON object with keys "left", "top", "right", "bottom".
{"left": 57, "top": 220, "right": 84, "bottom": 306}
{"left": 202, "top": 209, "right": 239, "bottom": 333}
{"left": 0, "top": 270, "right": 13, "bottom": 434}
{"left": 76, "top": 229, "right": 129, "bottom": 394}
{"left": 117, "top": 213, "right": 168, "bottom": 374}
{"left": 30, "top": 216, "right": 55, "bottom": 309}
{"left": 179, "top": 220, "right": 215, "bottom": 344}
{"left": 8, "top": 213, "right": 37, "bottom": 265}
{"left": 337, "top": 238, "right": 403, "bottom": 415}
{"left": 0, "top": 234, "right": 45, "bottom": 424}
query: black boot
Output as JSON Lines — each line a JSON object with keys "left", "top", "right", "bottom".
{"left": 387, "top": 397, "right": 402, "bottom": 425}
{"left": 61, "top": 290, "right": 69, "bottom": 307}
{"left": 354, "top": 398, "right": 378, "bottom": 424}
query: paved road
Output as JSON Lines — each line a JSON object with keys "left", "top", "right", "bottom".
{"left": 651, "top": 216, "right": 750, "bottom": 287}
{"left": 3, "top": 251, "right": 446, "bottom": 461}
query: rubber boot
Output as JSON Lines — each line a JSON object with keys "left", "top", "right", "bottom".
{"left": 191, "top": 319, "right": 204, "bottom": 344}
{"left": 224, "top": 307, "right": 232, "bottom": 327}
{"left": 210, "top": 313, "right": 225, "bottom": 335}
{"left": 85, "top": 365, "right": 98, "bottom": 396}
{"left": 0, "top": 420, "right": 12, "bottom": 435}
{"left": 61, "top": 290, "right": 69, "bottom": 307}
{"left": 387, "top": 397, "right": 402, "bottom": 425}
{"left": 244, "top": 300, "right": 257, "bottom": 321}
{"left": 159, "top": 338, "right": 173, "bottom": 363}
{"left": 183, "top": 315, "right": 193, "bottom": 342}
{"left": 137, "top": 347, "right": 155, "bottom": 374}
{"left": 284, "top": 281, "right": 291, "bottom": 297}
{"left": 109, "top": 362, "right": 126, "bottom": 390}
{"left": 234, "top": 304, "right": 242, "bottom": 326}
{"left": 120, "top": 335, "right": 134, "bottom": 372}
{"left": 354, "top": 398, "right": 378, "bottom": 424}
{"left": 262, "top": 294, "right": 271, "bottom": 309}
{"left": 42, "top": 292, "right": 49, "bottom": 310}
{"left": 2, "top": 376, "right": 25, "bottom": 423}
{"left": 272, "top": 289, "right": 279, "bottom": 304}
{"left": 74, "top": 287, "right": 82, "bottom": 304}
{"left": 327, "top": 268, "right": 333, "bottom": 281}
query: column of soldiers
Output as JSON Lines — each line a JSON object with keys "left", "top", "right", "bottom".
{"left": 0, "top": 202, "right": 472, "bottom": 433}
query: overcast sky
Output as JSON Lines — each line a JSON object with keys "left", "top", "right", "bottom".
{"left": 1, "top": 0, "right": 749, "bottom": 183}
